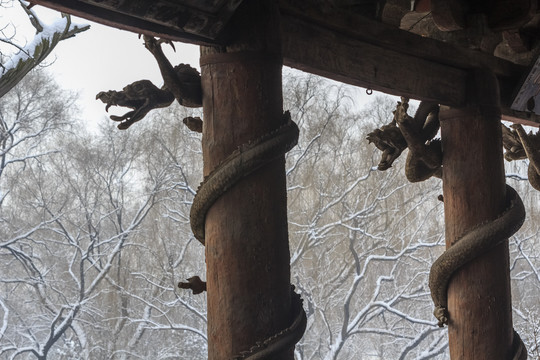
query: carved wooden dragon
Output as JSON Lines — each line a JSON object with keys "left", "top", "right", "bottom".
{"left": 502, "top": 124, "right": 527, "bottom": 161}
{"left": 96, "top": 36, "right": 202, "bottom": 130}
{"left": 189, "top": 111, "right": 307, "bottom": 359}
{"left": 368, "top": 99, "right": 527, "bottom": 359}
{"left": 99, "top": 36, "right": 307, "bottom": 358}
{"left": 429, "top": 185, "right": 525, "bottom": 327}
{"left": 233, "top": 286, "right": 307, "bottom": 360}
{"left": 502, "top": 123, "right": 540, "bottom": 191}
{"left": 190, "top": 112, "right": 299, "bottom": 244}
{"left": 392, "top": 97, "right": 442, "bottom": 182}
{"left": 367, "top": 97, "right": 441, "bottom": 179}
{"left": 366, "top": 118, "right": 407, "bottom": 171}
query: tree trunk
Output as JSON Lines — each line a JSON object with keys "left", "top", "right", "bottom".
{"left": 440, "top": 69, "right": 515, "bottom": 359}
{"left": 199, "top": 1, "right": 294, "bottom": 359}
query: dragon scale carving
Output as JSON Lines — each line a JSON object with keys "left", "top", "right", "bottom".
{"left": 429, "top": 185, "right": 525, "bottom": 326}
{"left": 367, "top": 97, "right": 441, "bottom": 180}
{"left": 368, "top": 98, "right": 527, "bottom": 359}
{"left": 190, "top": 112, "right": 299, "bottom": 244}
{"left": 233, "top": 287, "right": 307, "bottom": 360}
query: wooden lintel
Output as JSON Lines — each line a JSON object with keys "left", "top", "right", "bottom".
{"left": 502, "top": 110, "right": 540, "bottom": 127}
{"left": 281, "top": 14, "right": 467, "bottom": 107}
{"left": 278, "top": 0, "right": 521, "bottom": 78}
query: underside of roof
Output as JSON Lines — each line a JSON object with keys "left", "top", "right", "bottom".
{"left": 28, "top": 0, "right": 540, "bottom": 125}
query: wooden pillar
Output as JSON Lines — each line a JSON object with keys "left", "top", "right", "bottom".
{"left": 440, "top": 69, "right": 514, "bottom": 359}
{"left": 199, "top": 1, "right": 294, "bottom": 359}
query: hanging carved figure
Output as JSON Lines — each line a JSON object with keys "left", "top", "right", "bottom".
{"left": 96, "top": 35, "right": 202, "bottom": 130}
{"left": 369, "top": 99, "right": 527, "bottom": 359}
{"left": 393, "top": 98, "right": 441, "bottom": 182}
{"left": 502, "top": 123, "right": 540, "bottom": 191}
{"left": 367, "top": 97, "right": 441, "bottom": 180}
{"left": 366, "top": 116, "right": 407, "bottom": 170}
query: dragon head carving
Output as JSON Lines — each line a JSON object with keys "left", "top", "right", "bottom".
{"left": 368, "top": 98, "right": 441, "bottom": 173}
{"left": 367, "top": 123, "right": 407, "bottom": 170}
{"left": 96, "top": 79, "right": 175, "bottom": 130}
{"left": 97, "top": 34, "right": 202, "bottom": 130}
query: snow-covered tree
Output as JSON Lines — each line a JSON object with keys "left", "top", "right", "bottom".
{"left": 1, "top": 67, "right": 538, "bottom": 359}
{"left": 0, "top": 0, "right": 89, "bottom": 98}
{"left": 283, "top": 75, "right": 448, "bottom": 360}
{"left": 0, "top": 69, "right": 207, "bottom": 359}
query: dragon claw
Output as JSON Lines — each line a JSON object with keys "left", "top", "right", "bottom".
{"left": 433, "top": 306, "right": 449, "bottom": 327}
{"left": 141, "top": 35, "right": 175, "bottom": 53}
{"left": 161, "top": 39, "right": 175, "bottom": 52}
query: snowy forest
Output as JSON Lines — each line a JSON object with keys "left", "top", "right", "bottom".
{"left": 1, "top": 3, "right": 540, "bottom": 360}
{"left": 0, "top": 67, "right": 539, "bottom": 359}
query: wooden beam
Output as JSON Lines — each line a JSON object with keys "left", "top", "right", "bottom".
{"left": 281, "top": 14, "right": 468, "bottom": 106}
{"left": 29, "top": 0, "right": 236, "bottom": 45}
{"left": 502, "top": 110, "right": 540, "bottom": 127}
{"left": 279, "top": 1, "right": 530, "bottom": 121}
{"left": 278, "top": 1, "right": 522, "bottom": 77}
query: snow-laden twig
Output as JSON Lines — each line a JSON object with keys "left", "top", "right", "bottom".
{"left": 0, "top": 2, "right": 89, "bottom": 97}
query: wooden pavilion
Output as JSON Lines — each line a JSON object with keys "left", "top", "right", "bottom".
{"left": 28, "top": 0, "right": 540, "bottom": 359}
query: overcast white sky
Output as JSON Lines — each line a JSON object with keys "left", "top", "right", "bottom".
{"left": 2, "top": 2, "right": 378, "bottom": 130}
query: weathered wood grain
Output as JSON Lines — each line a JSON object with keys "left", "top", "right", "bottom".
{"left": 201, "top": 1, "right": 294, "bottom": 358}
{"left": 441, "top": 70, "right": 515, "bottom": 359}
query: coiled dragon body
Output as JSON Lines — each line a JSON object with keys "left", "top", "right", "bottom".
{"left": 189, "top": 111, "right": 307, "bottom": 359}
{"left": 368, "top": 98, "right": 528, "bottom": 359}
